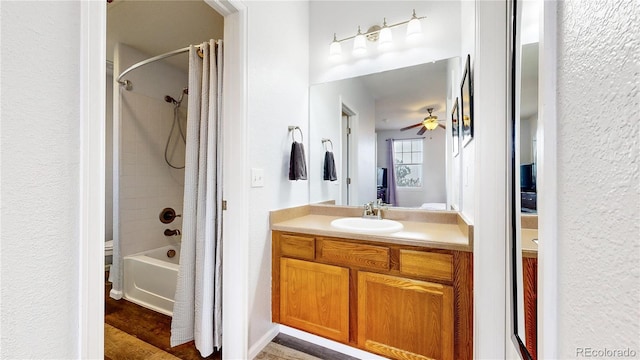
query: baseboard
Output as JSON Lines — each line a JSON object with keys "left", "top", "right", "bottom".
{"left": 248, "top": 325, "right": 279, "bottom": 359}
{"left": 278, "top": 325, "right": 387, "bottom": 360}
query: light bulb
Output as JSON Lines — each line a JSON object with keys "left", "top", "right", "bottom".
{"left": 352, "top": 26, "right": 367, "bottom": 56}
{"left": 378, "top": 18, "right": 393, "bottom": 51}
{"left": 329, "top": 33, "right": 342, "bottom": 62}
{"left": 423, "top": 119, "right": 438, "bottom": 131}
{"left": 406, "top": 10, "right": 422, "bottom": 43}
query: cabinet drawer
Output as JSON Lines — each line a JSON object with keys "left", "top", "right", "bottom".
{"left": 280, "top": 234, "right": 315, "bottom": 260}
{"left": 318, "top": 239, "right": 389, "bottom": 271}
{"left": 399, "top": 250, "right": 453, "bottom": 282}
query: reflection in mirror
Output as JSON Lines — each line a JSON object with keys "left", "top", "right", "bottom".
{"left": 512, "top": 0, "right": 540, "bottom": 359}
{"left": 520, "top": 43, "right": 539, "bottom": 214}
{"left": 309, "top": 58, "right": 461, "bottom": 209}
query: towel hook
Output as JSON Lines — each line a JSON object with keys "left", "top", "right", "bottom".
{"left": 321, "top": 138, "right": 333, "bottom": 151}
{"left": 288, "top": 126, "right": 304, "bottom": 143}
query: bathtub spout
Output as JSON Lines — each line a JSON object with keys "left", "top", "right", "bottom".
{"left": 164, "top": 229, "right": 181, "bottom": 236}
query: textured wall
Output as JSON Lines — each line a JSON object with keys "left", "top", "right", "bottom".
{"left": 557, "top": 0, "right": 639, "bottom": 356}
{"left": 0, "top": 2, "right": 81, "bottom": 358}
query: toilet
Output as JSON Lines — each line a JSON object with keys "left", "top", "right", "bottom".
{"left": 105, "top": 239, "right": 114, "bottom": 267}
{"left": 105, "top": 240, "right": 114, "bottom": 282}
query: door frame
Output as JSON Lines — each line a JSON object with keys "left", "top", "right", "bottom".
{"left": 341, "top": 102, "right": 357, "bottom": 206}
{"left": 79, "top": 1, "right": 250, "bottom": 358}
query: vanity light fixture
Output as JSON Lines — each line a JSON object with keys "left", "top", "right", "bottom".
{"left": 352, "top": 26, "right": 367, "bottom": 56}
{"left": 406, "top": 10, "right": 423, "bottom": 43}
{"left": 328, "top": 9, "right": 426, "bottom": 61}
{"left": 378, "top": 18, "right": 393, "bottom": 51}
{"left": 329, "top": 33, "right": 342, "bottom": 62}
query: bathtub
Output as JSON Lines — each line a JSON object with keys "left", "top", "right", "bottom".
{"left": 123, "top": 244, "right": 180, "bottom": 316}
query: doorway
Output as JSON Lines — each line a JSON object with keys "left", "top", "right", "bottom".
{"left": 341, "top": 104, "right": 356, "bottom": 205}
{"left": 81, "top": 1, "right": 250, "bottom": 359}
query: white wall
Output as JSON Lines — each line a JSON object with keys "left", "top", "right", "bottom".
{"left": 245, "top": 0, "right": 310, "bottom": 351}
{"left": 555, "top": 1, "right": 639, "bottom": 356}
{"left": 376, "top": 130, "right": 446, "bottom": 207}
{"left": 519, "top": 114, "right": 537, "bottom": 164}
{"left": 115, "top": 44, "right": 187, "bottom": 258}
{"left": 458, "top": 0, "right": 475, "bottom": 223}
{"left": 447, "top": 57, "right": 462, "bottom": 210}
{"left": 106, "top": 70, "right": 114, "bottom": 242}
{"left": 309, "top": 78, "right": 377, "bottom": 206}
{"left": 0, "top": 1, "right": 82, "bottom": 357}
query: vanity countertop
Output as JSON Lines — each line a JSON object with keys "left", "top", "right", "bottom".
{"left": 521, "top": 228, "right": 539, "bottom": 258}
{"left": 271, "top": 204, "right": 473, "bottom": 252}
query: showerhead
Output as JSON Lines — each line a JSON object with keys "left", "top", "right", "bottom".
{"left": 165, "top": 88, "right": 189, "bottom": 106}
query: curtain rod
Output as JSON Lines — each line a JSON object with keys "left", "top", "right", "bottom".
{"left": 116, "top": 41, "right": 219, "bottom": 87}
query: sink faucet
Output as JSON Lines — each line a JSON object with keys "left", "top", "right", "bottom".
{"left": 363, "top": 199, "right": 387, "bottom": 219}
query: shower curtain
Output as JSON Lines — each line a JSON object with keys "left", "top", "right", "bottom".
{"left": 170, "top": 40, "right": 223, "bottom": 357}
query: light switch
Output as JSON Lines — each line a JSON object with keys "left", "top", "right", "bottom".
{"left": 251, "top": 168, "right": 264, "bottom": 188}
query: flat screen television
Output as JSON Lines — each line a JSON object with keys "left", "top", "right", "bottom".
{"left": 377, "top": 167, "right": 388, "bottom": 188}
{"left": 520, "top": 163, "right": 536, "bottom": 191}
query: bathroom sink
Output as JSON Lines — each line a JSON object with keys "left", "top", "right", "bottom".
{"left": 330, "top": 217, "right": 404, "bottom": 234}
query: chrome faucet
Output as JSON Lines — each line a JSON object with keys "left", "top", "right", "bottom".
{"left": 363, "top": 199, "right": 388, "bottom": 219}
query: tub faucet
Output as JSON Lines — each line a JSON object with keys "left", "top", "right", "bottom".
{"left": 164, "top": 229, "right": 181, "bottom": 236}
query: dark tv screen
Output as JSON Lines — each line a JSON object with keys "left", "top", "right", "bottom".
{"left": 377, "top": 167, "right": 388, "bottom": 188}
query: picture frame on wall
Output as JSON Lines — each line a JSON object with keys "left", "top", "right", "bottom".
{"left": 461, "top": 54, "right": 474, "bottom": 147}
{"left": 452, "top": 97, "right": 460, "bottom": 157}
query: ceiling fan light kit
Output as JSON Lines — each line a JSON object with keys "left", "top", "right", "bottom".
{"left": 401, "top": 107, "right": 445, "bottom": 134}
{"left": 328, "top": 10, "right": 425, "bottom": 61}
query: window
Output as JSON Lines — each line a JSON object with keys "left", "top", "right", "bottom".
{"left": 393, "top": 139, "right": 423, "bottom": 188}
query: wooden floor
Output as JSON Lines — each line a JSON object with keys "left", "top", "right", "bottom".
{"left": 105, "top": 276, "right": 355, "bottom": 360}
{"left": 105, "top": 282, "right": 221, "bottom": 360}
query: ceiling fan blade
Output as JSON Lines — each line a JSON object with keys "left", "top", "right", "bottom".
{"left": 417, "top": 126, "right": 427, "bottom": 135}
{"left": 400, "top": 123, "right": 423, "bottom": 131}
{"left": 438, "top": 124, "right": 446, "bottom": 129}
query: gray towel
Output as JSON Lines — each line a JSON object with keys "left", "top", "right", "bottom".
{"left": 323, "top": 151, "right": 337, "bottom": 181}
{"left": 288, "top": 141, "right": 307, "bottom": 180}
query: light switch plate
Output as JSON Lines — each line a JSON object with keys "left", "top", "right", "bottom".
{"left": 251, "top": 168, "right": 264, "bottom": 188}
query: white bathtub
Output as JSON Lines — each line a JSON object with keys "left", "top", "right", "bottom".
{"left": 124, "top": 244, "right": 180, "bottom": 316}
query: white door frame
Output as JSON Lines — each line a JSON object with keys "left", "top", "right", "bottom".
{"left": 472, "top": 0, "right": 510, "bottom": 358}
{"left": 79, "top": 1, "right": 249, "bottom": 358}
{"left": 79, "top": 2, "right": 107, "bottom": 358}
{"left": 537, "top": 0, "right": 558, "bottom": 357}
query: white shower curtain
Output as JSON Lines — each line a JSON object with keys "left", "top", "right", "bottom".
{"left": 170, "top": 40, "right": 223, "bottom": 357}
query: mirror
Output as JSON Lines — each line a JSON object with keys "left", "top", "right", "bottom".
{"left": 511, "top": 0, "right": 540, "bottom": 359}
{"left": 309, "top": 57, "right": 461, "bottom": 209}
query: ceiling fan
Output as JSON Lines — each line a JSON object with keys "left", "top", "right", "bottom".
{"left": 400, "top": 108, "right": 445, "bottom": 135}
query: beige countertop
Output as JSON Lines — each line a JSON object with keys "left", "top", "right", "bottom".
{"left": 521, "top": 228, "right": 539, "bottom": 258}
{"left": 271, "top": 205, "right": 473, "bottom": 252}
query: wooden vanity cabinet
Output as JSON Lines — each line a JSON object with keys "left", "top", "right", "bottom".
{"left": 358, "top": 271, "right": 454, "bottom": 360}
{"left": 272, "top": 231, "right": 473, "bottom": 360}
{"left": 280, "top": 257, "right": 350, "bottom": 342}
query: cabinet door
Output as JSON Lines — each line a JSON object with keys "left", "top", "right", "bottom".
{"left": 280, "top": 258, "right": 350, "bottom": 343}
{"left": 358, "top": 272, "right": 454, "bottom": 360}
